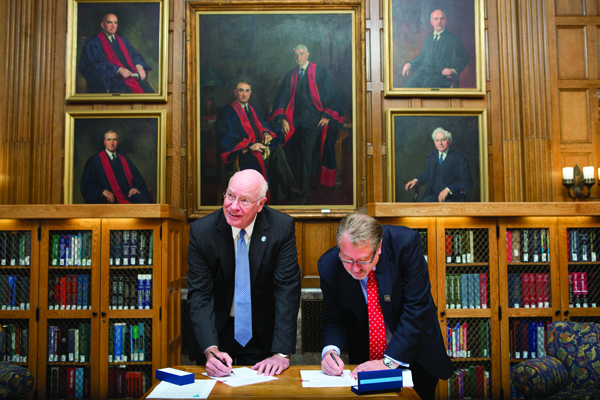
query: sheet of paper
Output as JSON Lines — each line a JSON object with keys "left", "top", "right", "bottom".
{"left": 300, "top": 370, "right": 357, "bottom": 388}
{"left": 401, "top": 369, "right": 414, "bottom": 387}
{"left": 146, "top": 379, "right": 216, "bottom": 399}
{"left": 202, "top": 367, "right": 278, "bottom": 387}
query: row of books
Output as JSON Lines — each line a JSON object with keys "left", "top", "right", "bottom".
{"left": 0, "top": 231, "right": 31, "bottom": 266}
{"left": 448, "top": 366, "right": 490, "bottom": 399}
{"left": 507, "top": 229, "right": 550, "bottom": 263}
{"left": 446, "top": 320, "right": 490, "bottom": 358}
{"left": 110, "top": 274, "right": 152, "bottom": 310}
{"left": 1, "top": 325, "right": 28, "bottom": 362}
{"left": 47, "top": 366, "right": 90, "bottom": 399}
{"left": 446, "top": 274, "right": 488, "bottom": 309}
{"left": 508, "top": 273, "right": 550, "bottom": 308}
{"left": 568, "top": 230, "right": 598, "bottom": 262}
{"left": 109, "top": 322, "right": 147, "bottom": 363}
{"left": 0, "top": 275, "right": 30, "bottom": 310}
{"left": 509, "top": 320, "right": 549, "bottom": 359}
{"left": 48, "top": 324, "right": 91, "bottom": 363}
{"left": 108, "top": 367, "right": 150, "bottom": 399}
{"left": 569, "top": 272, "right": 596, "bottom": 307}
{"left": 51, "top": 233, "right": 92, "bottom": 267}
{"left": 48, "top": 274, "right": 90, "bottom": 310}
{"left": 445, "top": 231, "right": 482, "bottom": 264}
{"left": 110, "top": 230, "right": 153, "bottom": 266}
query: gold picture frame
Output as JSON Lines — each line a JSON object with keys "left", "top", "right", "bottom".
{"left": 386, "top": 108, "right": 488, "bottom": 202}
{"left": 186, "top": 0, "right": 365, "bottom": 216}
{"left": 65, "top": 0, "right": 169, "bottom": 102}
{"left": 64, "top": 109, "right": 166, "bottom": 204}
{"left": 383, "top": 0, "right": 485, "bottom": 96}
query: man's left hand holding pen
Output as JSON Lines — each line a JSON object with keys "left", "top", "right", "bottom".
{"left": 205, "top": 346, "right": 234, "bottom": 377}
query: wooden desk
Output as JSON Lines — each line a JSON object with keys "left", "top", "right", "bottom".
{"left": 142, "top": 365, "right": 421, "bottom": 400}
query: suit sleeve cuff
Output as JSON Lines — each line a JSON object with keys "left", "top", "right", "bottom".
{"left": 322, "top": 345, "right": 341, "bottom": 359}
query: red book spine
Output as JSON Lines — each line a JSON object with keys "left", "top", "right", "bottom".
{"left": 507, "top": 230, "right": 513, "bottom": 262}
{"left": 71, "top": 274, "right": 78, "bottom": 308}
{"left": 66, "top": 275, "right": 72, "bottom": 309}
{"left": 480, "top": 273, "right": 488, "bottom": 309}
{"left": 60, "top": 277, "right": 67, "bottom": 309}
{"left": 445, "top": 235, "right": 452, "bottom": 260}
{"left": 476, "top": 365, "right": 485, "bottom": 398}
{"left": 536, "top": 273, "right": 543, "bottom": 308}
{"left": 67, "top": 367, "right": 76, "bottom": 399}
{"left": 543, "top": 273, "right": 550, "bottom": 308}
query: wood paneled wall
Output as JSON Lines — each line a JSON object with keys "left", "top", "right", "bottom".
{"left": 1, "top": 0, "right": 599, "bottom": 286}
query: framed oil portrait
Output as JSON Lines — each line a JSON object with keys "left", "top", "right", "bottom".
{"left": 64, "top": 110, "right": 166, "bottom": 204}
{"left": 65, "top": 0, "right": 169, "bottom": 102}
{"left": 186, "top": 0, "right": 365, "bottom": 214}
{"left": 383, "top": 0, "right": 485, "bottom": 96}
{"left": 386, "top": 108, "right": 488, "bottom": 203}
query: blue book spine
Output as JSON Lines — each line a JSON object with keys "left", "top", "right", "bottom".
{"left": 460, "top": 274, "right": 468, "bottom": 309}
{"left": 529, "top": 322, "right": 537, "bottom": 358}
{"left": 81, "top": 233, "right": 86, "bottom": 264}
{"left": 75, "top": 368, "right": 84, "bottom": 399}
{"left": 474, "top": 274, "right": 481, "bottom": 309}
{"left": 122, "top": 231, "right": 130, "bottom": 266}
{"left": 83, "top": 275, "right": 89, "bottom": 310}
{"left": 77, "top": 275, "right": 83, "bottom": 310}
{"left": 130, "top": 231, "right": 138, "bottom": 265}
{"left": 114, "top": 234, "right": 122, "bottom": 266}
{"left": 137, "top": 274, "right": 144, "bottom": 309}
{"left": 114, "top": 324, "right": 122, "bottom": 362}
{"left": 23, "top": 276, "right": 30, "bottom": 310}
{"left": 68, "top": 329, "right": 75, "bottom": 362}
{"left": 8, "top": 275, "right": 16, "bottom": 309}
{"left": 59, "top": 235, "right": 67, "bottom": 266}
{"left": 121, "top": 323, "right": 127, "bottom": 362}
{"left": 468, "top": 274, "right": 475, "bottom": 309}
{"left": 67, "top": 234, "right": 73, "bottom": 266}
{"left": 144, "top": 275, "right": 152, "bottom": 309}
{"left": 48, "top": 326, "right": 55, "bottom": 362}
{"left": 77, "top": 232, "right": 82, "bottom": 266}
{"left": 139, "top": 323, "right": 145, "bottom": 361}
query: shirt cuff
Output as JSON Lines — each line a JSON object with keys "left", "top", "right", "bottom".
{"left": 322, "top": 345, "right": 341, "bottom": 359}
{"left": 446, "top": 187, "right": 453, "bottom": 195}
{"left": 384, "top": 354, "right": 409, "bottom": 368}
{"left": 204, "top": 345, "right": 218, "bottom": 356}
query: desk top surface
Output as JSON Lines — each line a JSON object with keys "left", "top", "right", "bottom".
{"left": 142, "top": 365, "right": 421, "bottom": 400}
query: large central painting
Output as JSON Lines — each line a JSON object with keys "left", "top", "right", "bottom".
{"left": 190, "top": 3, "right": 361, "bottom": 211}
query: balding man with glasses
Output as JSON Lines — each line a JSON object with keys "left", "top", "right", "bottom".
{"left": 318, "top": 212, "right": 453, "bottom": 400}
{"left": 187, "top": 169, "right": 301, "bottom": 377}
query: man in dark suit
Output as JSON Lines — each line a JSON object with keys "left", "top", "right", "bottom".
{"left": 405, "top": 127, "right": 472, "bottom": 202}
{"left": 401, "top": 9, "right": 470, "bottom": 88}
{"left": 187, "top": 169, "right": 301, "bottom": 376}
{"left": 319, "top": 212, "right": 453, "bottom": 400}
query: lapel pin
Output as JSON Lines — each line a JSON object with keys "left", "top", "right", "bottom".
{"left": 384, "top": 295, "right": 391, "bottom": 302}
{"left": 261, "top": 236, "right": 266, "bottom": 242}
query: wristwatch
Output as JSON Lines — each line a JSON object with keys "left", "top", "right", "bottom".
{"left": 382, "top": 357, "right": 397, "bottom": 369}
{"left": 276, "top": 353, "right": 290, "bottom": 358}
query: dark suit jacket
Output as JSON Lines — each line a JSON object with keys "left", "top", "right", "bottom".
{"left": 187, "top": 206, "right": 301, "bottom": 362}
{"left": 318, "top": 225, "right": 453, "bottom": 380}
{"left": 416, "top": 148, "right": 472, "bottom": 200}
{"left": 409, "top": 30, "right": 470, "bottom": 78}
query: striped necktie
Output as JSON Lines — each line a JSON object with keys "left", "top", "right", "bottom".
{"left": 234, "top": 229, "right": 252, "bottom": 346}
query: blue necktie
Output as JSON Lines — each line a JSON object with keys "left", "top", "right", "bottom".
{"left": 439, "top": 153, "right": 444, "bottom": 164}
{"left": 299, "top": 68, "right": 304, "bottom": 80}
{"left": 234, "top": 229, "right": 252, "bottom": 346}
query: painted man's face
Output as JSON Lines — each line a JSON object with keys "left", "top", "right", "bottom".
{"left": 294, "top": 49, "right": 310, "bottom": 66}
{"left": 433, "top": 131, "right": 450, "bottom": 153}
{"left": 430, "top": 10, "right": 447, "bottom": 33}
{"left": 101, "top": 14, "right": 118, "bottom": 36}
{"left": 234, "top": 83, "right": 252, "bottom": 105}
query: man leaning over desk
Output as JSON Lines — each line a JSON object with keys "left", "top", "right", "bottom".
{"left": 318, "top": 212, "right": 453, "bottom": 400}
{"left": 187, "top": 169, "right": 301, "bottom": 377}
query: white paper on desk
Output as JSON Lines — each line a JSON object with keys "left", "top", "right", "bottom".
{"left": 202, "top": 367, "right": 278, "bottom": 387}
{"left": 401, "top": 369, "right": 414, "bottom": 387}
{"left": 146, "top": 379, "right": 216, "bottom": 399}
{"left": 300, "top": 370, "right": 357, "bottom": 387}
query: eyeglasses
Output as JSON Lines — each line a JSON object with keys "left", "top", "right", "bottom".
{"left": 338, "top": 251, "right": 376, "bottom": 266}
{"left": 223, "top": 192, "right": 261, "bottom": 207}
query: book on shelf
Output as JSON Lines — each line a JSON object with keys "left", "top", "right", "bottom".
{"left": 445, "top": 234, "right": 452, "bottom": 263}
{"left": 522, "top": 229, "right": 529, "bottom": 262}
{"left": 512, "top": 230, "right": 521, "bottom": 262}
{"left": 531, "top": 229, "right": 540, "bottom": 262}
{"left": 123, "top": 231, "right": 130, "bottom": 266}
{"left": 130, "top": 231, "right": 138, "bottom": 266}
{"left": 461, "top": 274, "right": 469, "bottom": 310}
{"left": 507, "top": 230, "right": 513, "bottom": 262}
{"left": 67, "top": 367, "right": 76, "bottom": 399}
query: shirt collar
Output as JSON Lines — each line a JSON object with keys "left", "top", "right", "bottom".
{"left": 439, "top": 150, "right": 448, "bottom": 157}
{"left": 236, "top": 100, "right": 249, "bottom": 109}
{"left": 103, "top": 32, "right": 115, "bottom": 42}
{"left": 105, "top": 149, "right": 116, "bottom": 159}
{"left": 434, "top": 29, "right": 445, "bottom": 36}
{"left": 299, "top": 61, "right": 309, "bottom": 70}
{"left": 231, "top": 215, "right": 258, "bottom": 242}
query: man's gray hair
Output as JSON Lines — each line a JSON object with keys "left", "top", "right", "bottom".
{"left": 336, "top": 212, "right": 382, "bottom": 252}
{"left": 431, "top": 127, "right": 452, "bottom": 144}
{"left": 293, "top": 44, "right": 309, "bottom": 53}
{"left": 234, "top": 79, "right": 252, "bottom": 90}
{"left": 104, "top": 130, "right": 119, "bottom": 139}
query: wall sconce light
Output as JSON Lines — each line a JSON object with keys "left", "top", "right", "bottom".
{"left": 562, "top": 164, "right": 598, "bottom": 199}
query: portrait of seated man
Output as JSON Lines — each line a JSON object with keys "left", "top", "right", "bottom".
{"left": 79, "top": 13, "right": 155, "bottom": 94}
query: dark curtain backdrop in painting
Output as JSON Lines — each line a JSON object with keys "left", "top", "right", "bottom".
{"left": 72, "top": 118, "right": 159, "bottom": 204}
{"left": 76, "top": 2, "right": 161, "bottom": 93}
{"left": 392, "top": 0, "right": 476, "bottom": 88}
{"left": 198, "top": 13, "right": 354, "bottom": 207}
{"left": 393, "top": 115, "right": 481, "bottom": 202}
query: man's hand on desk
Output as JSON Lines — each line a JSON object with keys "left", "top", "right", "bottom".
{"left": 349, "top": 359, "right": 394, "bottom": 379}
{"left": 204, "top": 347, "right": 233, "bottom": 377}
{"left": 321, "top": 350, "right": 345, "bottom": 376}
{"left": 251, "top": 354, "right": 289, "bottom": 376}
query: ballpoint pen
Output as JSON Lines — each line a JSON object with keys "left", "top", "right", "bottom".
{"left": 210, "top": 350, "right": 235, "bottom": 375}
{"left": 330, "top": 352, "right": 343, "bottom": 376}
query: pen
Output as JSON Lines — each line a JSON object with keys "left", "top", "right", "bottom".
{"left": 210, "top": 350, "right": 235, "bottom": 375}
{"left": 329, "top": 352, "right": 343, "bottom": 376}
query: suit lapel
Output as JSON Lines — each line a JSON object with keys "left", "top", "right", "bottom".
{"left": 215, "top": 211, "right": 236, "bottom": 309}
{"left": 248, "top": 210, "right": 269, "bottom": 286}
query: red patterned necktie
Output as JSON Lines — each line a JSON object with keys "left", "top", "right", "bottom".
{"left": 367, "top": 270, "right": 386, "bottom": 360}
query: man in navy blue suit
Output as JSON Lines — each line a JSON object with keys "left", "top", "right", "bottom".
{"left": 401, "top": 9, "right": 470, "bottom": 88}
{"left": 405, "top": 127, "right": 472, "bottom": 202}
{"left": 319, "top": 212, "right": 453, "bottom": 400}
